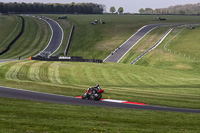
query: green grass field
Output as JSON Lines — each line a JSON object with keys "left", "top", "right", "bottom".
{"left": 0, "top": 60, "right": 200, "bottom": 109}
{"left": 1, "top": 14, "right": 200, "bottom": 132}
{"left": 0, "top": 16, "right": 51, "bottom": 59}
{"left": 0, "top": 97, "right": 200, "bottom": 133}
{"left": 0, "top": 15, "right": 22, "bottom": 52}
{"left": 45, "top": 15, "right": 200, "bottom": 60}
{"left": 135, "top": 26, "right": 200, "bottom": 74}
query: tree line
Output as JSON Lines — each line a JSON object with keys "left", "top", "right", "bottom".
{"left": 139, "top": 3, "right": 200, "bottom": 15}
{"left": 0, "top": 2, "right": 105, "bottom": 14}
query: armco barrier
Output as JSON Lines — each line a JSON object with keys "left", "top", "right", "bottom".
{"left": 0, "top": 16, "right": 25, "bottom": 55}
{"left": 31, "top": 56, "right": 103, "bottom": 63}
{"left": 64, "top": 25, "right": 74, "bottom": 56}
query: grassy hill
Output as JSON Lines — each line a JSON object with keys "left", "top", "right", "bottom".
{"left": 0, "top": 15, "right": 22, "bottom": 52}
{"left": 135, "top": 26, "right": 200, "bottom": 74}
{"left": 0, "top": 15, "right": 51, "bottom": 59}
{"left": 1, "top": 14, "right": 200, "bottom": 132}
{"left": 0, "top": 60, "right": 200, "bottom": 109}
{"left": 0, "top": 14, "right": 200, "bottom": 109}
{"left": 45, "top": 15, "right": 200, "bottom": 60}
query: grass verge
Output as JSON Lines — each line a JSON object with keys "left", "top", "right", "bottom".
{"left": 0, "top": 97, "right": 200, "bottom": 133}
{"left": 0, "top": 60, "right": 200, "bottom": 109}
{"left": 0, "top": 16, "right": 51, "bottom": 59}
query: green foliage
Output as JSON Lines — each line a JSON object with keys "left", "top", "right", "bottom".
{"left": 110, "top": 6, "right": 116, "bottom": 13}
{"left": 139, "top": 8, "right": 145, "bottom": 14}
{"left": 145, "top": 8, "right": 153, "bottom": 14}
{"left": 118, "top": 7, "right": 124, "bottom": 14}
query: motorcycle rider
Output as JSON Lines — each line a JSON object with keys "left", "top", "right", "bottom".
{"left": 82, "top": 84, "right": 103, "bottom": 100}
{"left": 87, "top": 84, "right": 100, "bottom": 94}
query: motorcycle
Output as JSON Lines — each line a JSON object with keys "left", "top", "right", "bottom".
{"left": 82, "top": 86, "right": 104, "bottom": 101}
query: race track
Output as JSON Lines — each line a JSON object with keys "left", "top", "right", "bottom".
{"left": 38, "top": 17, "right": 63, "bottom": 56}
{"left": 0, "top": 86, "right": 200, "bottom": 113}
{"left": 104, "top": 24, "right": 161, "bottom": 63}
{"left": 0, "top": 21, "right": 200, "bottom": 113}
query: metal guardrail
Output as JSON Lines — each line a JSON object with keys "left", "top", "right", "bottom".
{"left": 65, "top": 25, "right": 74, "bottom": 56}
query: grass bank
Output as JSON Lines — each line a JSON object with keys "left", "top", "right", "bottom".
{"left": 0, "top": 97, "right": 200, "bottom": 133}
{"left": 135, "top": 26, "right": 200, "bottom": 74}
{"left": 120, "top": 26, "right": 170, "bottom": 64}
{"left": 0, "top": 15, "right": 22, "bottom": 52}
{"left": 0, "top": 16, "right": 51, "bottom": 59}
{"left": 0, "top": 60, "right": 200, "bottom": 109}
{"left": 44, "top": 15, "right": 200, "bottom": 60}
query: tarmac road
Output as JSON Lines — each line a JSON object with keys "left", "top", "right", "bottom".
{"left": 104, "top": 24, "right": 175, "bottom": 63}
{"left": 39, "top": 17, "right": 63, "bottom": 56}
{"left": 0, "top": 59, "right": 17, "bottom": 63}
{"left": 104, "top": 24, "right": 160, "bottom": 63}
{"left": 0, "top": 86, "right": 200, "bottom": 113}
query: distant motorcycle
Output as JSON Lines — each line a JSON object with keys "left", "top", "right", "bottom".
{"left": 82, "top": 86, "right": 104, "bottom": 101}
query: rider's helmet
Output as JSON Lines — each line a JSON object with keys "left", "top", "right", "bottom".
{"left": 96, "top": 84, "right": 99, "bottom": 87}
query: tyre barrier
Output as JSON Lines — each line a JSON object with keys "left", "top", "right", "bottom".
{"left": 0, "top": 16, "right": 25, "bottom": 55}
{"left": 30, "top": 56, "right": 103, "bottom": 63}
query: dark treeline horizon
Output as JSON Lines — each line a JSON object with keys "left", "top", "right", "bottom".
{"left": 0, "top": 2, "right": 104, "bottom": 14}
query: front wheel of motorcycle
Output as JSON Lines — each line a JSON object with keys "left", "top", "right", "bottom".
{"left": 82, "top": 93, "right": 87, "bottom": 99}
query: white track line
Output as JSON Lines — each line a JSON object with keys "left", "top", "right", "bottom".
{"left": 103, "top": 25, "right": 148, "bottom": 62}
{"left": 117, "top": 26, "right": 157, "bottom": 63}
{"left": 50, "top": 18, "right": 64, "bottom": 56}
{"left": 131, "top": 28, "right": 173, "bottom": 65}
{"left": 37, "top": 18, "right": 53, "bottom": 56}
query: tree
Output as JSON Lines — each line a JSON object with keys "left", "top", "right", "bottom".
{"left": 110, "top": 6, "right": 116, "bottom": 13}
{"left": 118, "top": 7, "right": 124, "bottom": 14}
{"left": 145, "top": 8, "right": 153, "bottom": 14}
{"left": 139, "top": 8, "right": 145, "bottom": 14}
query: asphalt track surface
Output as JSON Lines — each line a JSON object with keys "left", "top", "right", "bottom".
{"left": 0, "top": 59, "right": 17, "bottom": 63}
{"left": 39, "top": 17, "right": 63, "bottom": 56}
{"left": 0, "top": 86, "right": 200, "bottom": 113}
{"left": 104, "top": 24, "right": 162, "bottom": 63}
{"left": 1, "top": 21, "right": 200, "bottom": 113}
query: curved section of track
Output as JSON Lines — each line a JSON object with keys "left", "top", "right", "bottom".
{"left": 38, "top": 17, "right": 63, "bottom": 56}
{"left": 104, "top": 24, "right": 162, "bottom": 63}
{"left": 0, "top": 86, "right": 200, "bottom": 113}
